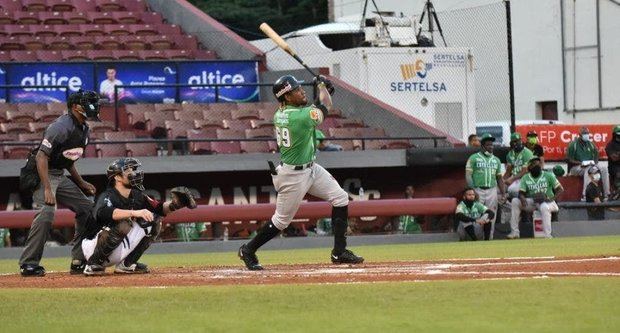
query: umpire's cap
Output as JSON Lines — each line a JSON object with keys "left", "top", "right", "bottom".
{"left": 273, "top": 75, "right": 303, "bottom": 102}
{"left": 479, "top": 133, "right": 495, "bottom": 143}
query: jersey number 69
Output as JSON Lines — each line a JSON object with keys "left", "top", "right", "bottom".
{"left": 276, "top": 127, "right": 291, "bottom": 148}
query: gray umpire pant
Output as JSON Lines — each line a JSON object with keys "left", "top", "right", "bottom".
{"left": 19, "top": 169, "right": 93, "bottom": 266}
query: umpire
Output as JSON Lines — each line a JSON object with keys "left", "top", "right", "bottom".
{"left": 19, "top": 90, "right": 100, "bottom": 277}
{"left": 465, "top": 133, "right": 506, "bottom": 240}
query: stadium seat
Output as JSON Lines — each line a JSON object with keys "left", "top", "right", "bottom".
{"left": 37, "top": 50, "right": 63, "bottom": 61}
{"left": 125, "top": 104, "right": 154, "bottom": 129}
{"left": 144, "top": 111, "right": 175, "bottom": 132}
{"left": 140, "top": 12, "right": 163, "bottom": 24}
{"left": 119, "top": 35, "right": 147, "bottom": 50}
{"left": 145, "top": 35, "right": 173, "bottom": 50}
{"left": 130, "top": 24, "right": 158, "bottom": 36}
{"left": 245, "top": 127, "right": 274, "bottom": 139}
{"left": 0, "top": 104, "right": 17, "bottom": 113}
{"left": 209, "top": 102, "right": 238, "bottom": 112}
{"left": 22, "top": 36, "right": 46, "bottom": 50}
{"left": 45, "top": 36, "right": 72, "bottom": 50}
{"left": 15, "top": 11, "right": 41, "bottom": 25}
{"left": 250, "top": 119, "right": 273, "bottom": 129}
{"left": 258, "top": 108, "right": 277, "bottom": 120}
{"left": 1, "top": 123, "right": 31, "bottom": 134}
{"left": 174, "top": 110, "right": 203, "bottom": 122}
{"left": 87, "top": 49, "right": 115, "bottom": 61}
{"left": 113, "top": 50, "right": 141, "bottom": 60}
{"left": 29, "top": 122, "right": 50, "bottom": 133}
{"left": 8, "top": 109, "right": 36, "bottom": 123}
{"left": 88, "top": 121, "right": 115, "bottom": 133}
{"left": 0, "top": 50, "right": 10, "bottom": 61}
{"left": 72, "top": 0, "right": 98, "bottom": 13}
{"left": 104, "top": 130, "right": 136, "bottom": 141}
{"left": 126, "top": 142, "right": 158, "bottom": 157}
{"left": 317, "top": 117, "right": 338, "bottom": 131}
{"left": 4, "top": 146, "right": 33, "bottom": 159}
{"left": 194, "top": 49, "right": 217, "bottom": 59}
{"left": 0, "top": 133, "right": 18, "bottom": 141}
{"left": 164, "top": 49, "right": 192, "bottom": 60}
{"left": 223, "top": 119, "right": 252, "bottom": 131}
{"left": 180, "top": 103, "right": 208, "bottom": 113}
{"left": 240, "top": 141, "right": 273, "bottom": 154}
{"left": 112, "top": 11, "right": 141, "bottom": 24}
{"left": 69, "top": 36, "right": 96, "bottom": 50}
{"left": 335, "top": 118, "right": 365, "bottom": 128}
{"left": 23, "top": 0, "right": 48, "bottom": 12}
{"left": 175, "top": 35, "right": 198, "bottom": 50}
{"left": 39, "top": 12, "right": 68, "bottom": 25}
{"left": 154, "top": 103, "right": 181, "bottom": 113}
{"left": 46, "top": 102, "right": 66, "bottom": 113}
{"left": 104, "top": 24, "right": 132, "bottom": 36}
{"left": 212, "top": 129, "right": 242, "bottom": 154}
{"left": 0, "top": 37, "right": 23, "bottom": 51}
{"left": 6, "top": 25, "right": 33, "bottom": 37}
{"left": 87, "top": 12, "right": 118, "bottom": 24}
{"left": 63, "top": 12, "right": 90, "bottom": 24}
{"left": 231, "top": 108, "right": 260, "bottom": 120}
{"left": 18, "top": 132, "right": 43, "bottom": 142}
{"left": 201, "top": 108, "right": 232, "bottom": 122}
{"left": 11, "top": 49, "right": 38, "bottom": 61}
{"left": 123, "top": 0, "right": 148, "bottom": 12}
{"left": 80, "top": 24, "right": 105, "bottom": 36}
{"left": 327, "top": 108, "right": 344, "bottom": 118}
{"left": 61, "top": 49, "right": 89, "bottom": 61}
{"left": 0, "top": 110, "right": 7, "bottom": 123}
{"left": 0, "top": 12, "right": 14, "bottom": 25}
{"left": 48, "top": 0, "right": 77, "bottom": 12}
{"left": 328, "top": 128, "right": 362, "bottom": 150}
{"left": 0, "top": 0, "right": 22, "bottom": 12}
{"left": 96, "top": 142, "right": 126, "bottom": 157}
{"left": 139, "top": 49, "right": 166, "bottom": 60}
{"left": 194, "top": 119, "right": 224, "bottom": 129}
{"left": 55, "top": 24, "right": 81, "bottom": 37}
{"left": 95, "top": 35, "right": 122, "bottom": 50}
{"left": 165, "top": 120, "right": 195, "bottom": 139}
{"left": 96, "top": 0, "right": 124, "bottom": 12}
{"left": 186, "top": 128, "right": 216, "bottom": 154}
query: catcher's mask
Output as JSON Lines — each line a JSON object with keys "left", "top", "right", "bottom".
{"left": 272, "top": 75, "right": 303, "bottom": 102}
{"left": 68, "top": 89, "right": 101, "bottom": 121}
{"left": 107, "top": 157, "right": 145, "bottom": 191}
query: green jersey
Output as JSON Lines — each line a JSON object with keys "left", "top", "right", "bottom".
{"left": 519, "top": 171, "right": 561, "bottom": 200}
{"left": 273, "top": 104, "right": 323, "bottom": 165}
{"left": 455, "top": 201, "right": 488, "bottom": 220}
{"left": 506, "top": 147, "right": 534, "bottom": 176}
{"left": 398, "top": 215, "right": 421, "bottom": 234}
{"left": 466, "top": 152, "right": 502, "bottom": 188}
{"left": 175, "top": 223, "right": 206, "bottom": 242}
{"left": 0, "top": 228, "right": 9, "bottom": 248}
{"left": 567, "top": 139, "right": 598, "bottom": 162}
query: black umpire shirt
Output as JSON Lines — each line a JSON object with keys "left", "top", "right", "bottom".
{"left": 84, "top": 186, "right": 165, "bottom": 239}
{"left": 39, "top": 114, "right": 90, "bottom": 170}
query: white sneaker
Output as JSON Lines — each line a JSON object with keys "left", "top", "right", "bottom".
{"left": 506, "top": 232, "right": 520, "bottom": 239}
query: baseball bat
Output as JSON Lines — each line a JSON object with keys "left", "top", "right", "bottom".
{"left": 259, "top": 22, "right": 317, "bottom": 76}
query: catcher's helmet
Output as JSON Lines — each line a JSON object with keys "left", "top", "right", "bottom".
{"left": 68, "top": 89, "right": 101, "bottom": 121}
{"left": 272, "top": 75, "right": 303, "bottom": 102}
{"left": 106, "top": 157, "right": 145, "bottom": 190}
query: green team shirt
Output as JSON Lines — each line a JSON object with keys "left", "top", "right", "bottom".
{"left": 519, "top": 171, "right": 561, "bottom": 200}
{"left": 175, "top": 223, "right": 206, "bottom": 242}
{"left": 455, "top": 201, "right": 488, "bottom": 220}
{"left": 466, "top": 152, "right": 502, "bottom": 188}
{"left": 567, "top": 139, "right": 598, "bottom": 162}
{"left": 506, "top": 147, "right": 534, "bottom": 176}
{"left": 0, "top": 228, "right": 9, "bottom": 248}
{"left": 398, "top": 215, "right": 421, "bottom": 234}
{"left": 273, "top": 104, "right": 324, "bottom": 165}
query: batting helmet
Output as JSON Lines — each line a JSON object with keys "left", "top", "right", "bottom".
{"left": 106, "top": 157, "right": 145, "bottom": 190}
{"left": 273, "top": 75, "right": 303, "bottom": 102}
{"left": 68, "top": 89, "right": 101, "bottom": 121}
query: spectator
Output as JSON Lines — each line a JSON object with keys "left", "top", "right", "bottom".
{"left": 465, "top": 133, "right": 506, "bottom": 240}
{"left": 525, "top": 131, "right": 545, "bottom": 164}
{"left": 503, "top": 132, "right": 534, "bottom": 198}
{"left": 315, "top": 129, "right": 343, "bottom": 151}
{"left": 567, "top": 127, "right": 610, "bottom": 201}
{"left": 395, "top": 185, "right": 422, "bottom": 234}
{"left": 467, "top": 134, "right": 480, "bottom": 148}
{"left": 455, "top": 188, "right": 495, "bottom": 241}
{"left": 605, "top": 125, "right": 620, "bottom": 195}
{"left": 0, "top": 228, "right": 10, "bottom": 248}
{"left": 99, "top": 66, "right": 124, "bottom": 102}
{"left": 175, "top": 222, "right": 208, "bottom": 242}
{"left": 585, "top": 167, "right": 605, "bottom": 221}
{"left": 509, "top": 157, "right": 563, "bottom": 239}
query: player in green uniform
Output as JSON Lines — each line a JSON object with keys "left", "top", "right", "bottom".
{"left": 509, "top": 157, "right": 564, "bottom": 238}
{"left": 0, "top": 228, "right": 10, "bottom": 248}
{"left": 503, "top": 132, "right": 534, "bottom": 197}
{"left": 455, "top": 188, "right": 495, "bottom": 241}
{"left": 465, "top": 133, "right": 506, "bottom": 240}
{"left": 238, "top": 75, "right": 363, "bottom": 270}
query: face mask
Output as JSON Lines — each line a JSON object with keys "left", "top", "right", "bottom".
{"left": 530, "top": 165, "right": 542, "bottom": 177}
{"left": 581, "top": 134, "right": 590, "bottom": 142}
{"left": 615, "top": 134, "right": 620, "bottom": 142}
{"left": 513, "top": 142, "right": 524, "bottom": 152}
{"left": 527, "top": 137, "right": 538, "bottom": 145}
{"left": 464, "top": 199, "right": 475, "bottom": 207}
{"left": 592, "top": 173, "right": 601, "bottom": 182}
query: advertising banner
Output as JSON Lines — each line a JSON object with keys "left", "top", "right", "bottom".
{"left": 177, "top": 61, "right": 259, "bottom": 103}
{"left": 96, "top": 62, "right": 177, "bottom": 103}
{"left": 516, "top": 124, "right": 615, "bottom": 161}
{"left": 5, "top": 63, "right": 94, "bottom": 103}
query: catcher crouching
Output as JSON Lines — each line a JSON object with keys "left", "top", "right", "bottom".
{"left": 81, "top": 158, "right": 196, "bottom": 275}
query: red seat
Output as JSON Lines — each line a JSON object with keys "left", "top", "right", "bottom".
{"left": 10, "top": 50, "right": 38, "bottom": 61}
{"left": 15, "top": 11, "right": 41, "bottom": 25}
{"left": 47, "top": 0, "right": 76, "bottom": 12}
{"left": 104, "top": 131, "right": 136, "bottom": 141}
{"left": 186, "top": 128, "right": 216, "bottom": 154}
{"left": 223, "top": 119, "right": 252, "bottom": 131}
{"left": 140, "top": 12, "right": 163, "bottom": 24}
{"left": 335, "top": 118, "right": 365, "bottom": 128}
{"left": 61, "top": 49, "right": 89, "bottom": 61}
{"left": 180, "top": 103, "right": 209, "bottom": 113}
{"left": 113, "top": 50, "right": 141, "bottom": 60}
{"left": 174, "top": 110, "right": 203, "bottom": 122}
{"left": 0, "top": 12, "right": 14, "bottom": 25}
{"left": 194, "top": 119, "right": 224, "bottom": 129}
{"left": 194, "top": 50, "right": 217, "bottom": 60}
{"left": 54, "top": 24, "right": 82, "bottom": 37}
{"left": 63, "top": 12, "right": 90, "bottom": 24}
{"left": 245, "top": 127, "right": 274, "bottom": 139}
{"left": 38, "top": 12, "right": 68, "bottom": 25}
{"left": 0, "top": 104, "right": 18, "bottom": 113}
{"left": 328, "top": 128, "right": 361, "bottom": 151}
{"left": 69, "top": 36, "right": 96, "bottom": 50}
{"left": 17, "top": 103, "right": 44, "bottom": 114}
{"left": 23, "top": 0, "right": 48, "bottom": 11}
{"left": 212, "top": 129, "right": 242, "bottom": 154}
{"left": 0, "top": 133, "right": 18, "bottom": 141}
{"left": 0, "top": 0, "right": 23, "bottom": 12}
{"left": 240, "top": 141, "right": 273, "bottom": 154}
{"left": 126, "top": 142, "right": 158, "bottom": 157}
{"left": 18, "top": 132, "right": 43, "bottom": 142}
{"left": 317, "top": 117, "right": 338, "bottom": 131}
{"left": 1, "top": 123, "right": 31, "bottom": 134}
{"left": 5, "top": 146, "right": 33, "bottom": 159}
{"left": 144, "top": 35, "right": 173, "bottom": 50}
{"left": 175, "top": 35, "right": 198, "bottom": 50}
{"left": 326, "top": 108, "right": 344, "bottom": 118}
{"left": 96, "top": 0, "right": 123, "bottom": 12}
{"left": 164, "top": 49, "right": 192, "bottom": 60}
{"left": 7, "top": 110, "right": 36, "bottom": 123}
{"left": 130, "top": 24, "right": 158, "bottom": 36}
{"left": 123, "top": 0, "right": 147, "bottom": 12}
{"left": 144, "top": 111, "right": 175, "bottom": 132}
{"left": 35, "top": 110, "right": 61, "bottom": 122}
{"left": 87, "top": 121, "right": 115, "bottom": 133}
{"left": 104, "top": 24, "right": 132, "bottom": 36}
{"left": 216, "top": 129, "right": 244, "bottom": 140}
{"left": 209, "top": 102, "right": 238, "bottom": 112}
{"left": 96, "top": 142, "right": 126, "bottom": 157}
{"left": 72, "top": 0, "right": 98, "bottom": 13}
{"left": 33, "top": 25, "right": 58, "bottom": 38}
{"left": 22, "top": 36, "right": 46, "bottom": 50}
{"left": 37, "top": 50, "right": 63, "bottom": 61}
{"left": 231, "top": 108, "right": 260, "bottom": 120}
{"left": 0, "top": 50, "right": 10, "bottom": 61}
{"left": 0, "top": 36, "right": 23, "bottom": 51}
{"left": 154, "top": 103, "right": 181, "bottom": 113}
{"left": 0, "top": 110, "right": 7, "bottom": 123}
{"left": 45, "top": 36, "right": 72, "bottom": 50}
{"left": 87, "top": 12, "right": 118, "bottom": 25}
{"left": 119, "top": 35, "right": 147, "bottom": 50}
{"left": 80, "top": 24, "right": 105, "bottom": 36}
{"left": 95, "top": 35, "right": 121, "bottom": 50}
{"left": 87, "top": 50, "right": 115, "bottom": 61}
{"left": 125, "top": 104, "right": 154, "bottom": 129}
{"left": 165, "top": 120, "right": 195, "bottom": 139}
{"left": 6, "top": 25, "right": 33, "bottom": 37}
{"left": 250, "top": 119, "right": 273, "bottom": 129}
{"left": 46, "top": 102, "right": 65, "bottom": 113}
{"left": 202, "top": 109, "right": 232, "bottom": 122}
{"left": 139, "top": 50, "right": 166, "bottom": 60}
{"left": 258, "top": 108, "right": 277, "bottom": 120}
{"left": 112, "top": 12, "right": 141, "bottom": 24}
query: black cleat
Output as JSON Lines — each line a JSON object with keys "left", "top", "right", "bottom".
{"left": 70, "top": 260, "right": 85, "bottom": 275}
{"left": 114, "top": 262, "right": 150, "bottom": 274}
{"left": 331, "top": 249, "right": 364, "bottom": 264}
{"left": 83, "top": 264, "right": 106, "bottom": 276}
{"left": 20, "top": 264, "right": 46, "bottom": 277}
{"left": 238, "top": 244, "right": 264, "bottom": 270}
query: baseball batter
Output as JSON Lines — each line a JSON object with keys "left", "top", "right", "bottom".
{"left": 238, "top": 75, "right": 363, "bottom": 270}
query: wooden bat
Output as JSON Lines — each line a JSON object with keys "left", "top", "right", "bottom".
{"left": 259, "top": 22, "right": 317, "bottom": 76}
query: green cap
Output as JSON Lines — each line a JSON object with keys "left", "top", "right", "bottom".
{"left": 614, "top": 125, "right": 620, "bottom": 134}
{"left": 510, "top": 132, "right": 521, "bottom": 141}
{"left": 479, "top": 133, "right": 495, "bottom": 143}
{"left": 552, "top": 165, "right": 565, "bottom": 177}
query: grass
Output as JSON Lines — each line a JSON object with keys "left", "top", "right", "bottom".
{"left": 0, "top": 235, "right": 619, "bottom": 332}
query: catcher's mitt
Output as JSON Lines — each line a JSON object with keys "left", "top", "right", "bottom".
{"left": 531, "top": 192, "right": 547, "bottom": 204}
{"left": 170, "top": 186, "right": 197, "bottom": 210}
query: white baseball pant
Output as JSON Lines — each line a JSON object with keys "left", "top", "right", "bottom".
{"left": 82, "top": 221, "right": 149, "bottom": 267}
{"left": 509, "top": 198, "right": 558, "bottom": 238}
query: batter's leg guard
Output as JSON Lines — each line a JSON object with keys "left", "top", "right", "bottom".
{"left": 464, "top": 225, "right": 477, "bottom": 241}
{"left": 87, "top": 219, "right": 132, "bottom": 266}
{"left": 122, "top": 219, "right": 161, "bottom": 267}
{"left": 245, "top": 220, "right": 280, "bottom": 253}
{"left": 332, "top": 205, "right": 348, "bottom": 254}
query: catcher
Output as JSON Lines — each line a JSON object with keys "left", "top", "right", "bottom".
{"left": 508, "top": 157, "right": 563, "bottom": 239}
{"left": 81, "top": 158, "right": 196, "bottom": 275}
